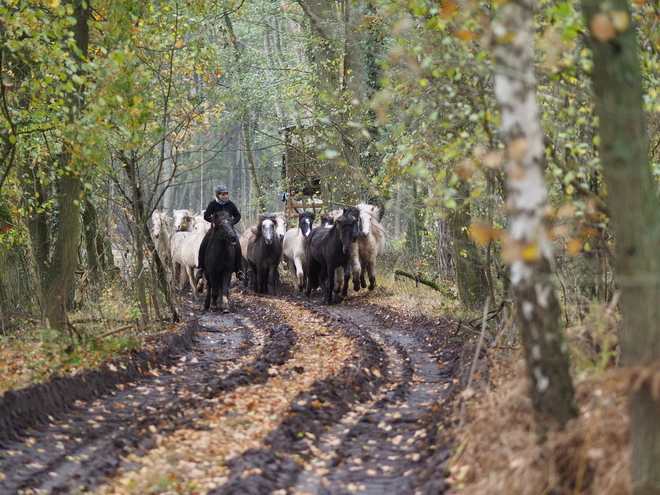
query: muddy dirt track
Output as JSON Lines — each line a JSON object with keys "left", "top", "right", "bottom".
{"left": 0, "top": 281, "right": 468, "bottom": 494}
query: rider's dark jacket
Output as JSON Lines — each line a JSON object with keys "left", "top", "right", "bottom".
{"left": 204, "top": 199, "right": 241, "bottom": 226}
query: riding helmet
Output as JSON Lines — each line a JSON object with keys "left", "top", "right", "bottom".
{"left": 215, "top": 184, "right": 229, "bottom": 194}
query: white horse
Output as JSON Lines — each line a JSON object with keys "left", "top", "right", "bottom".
{"left": 282, "top": 211, "right": 315, "bottom": 291}
{"left": 151, "top": 210, "right": 172, "bottom": 264}
{"left": 172, "top": 209, "right": 194, "bottom": 232}
{"left": 355, "top": 202, "right": 386, "bottom": 290}
{"left": 274, "top": 211, "right": 287, "bottom": 241}
{"left": 170, "top": 214, "right": 209, "bottom": 293}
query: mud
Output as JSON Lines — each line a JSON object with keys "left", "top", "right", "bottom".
{"left": 0, "top": 281, "right": 467, "bottom": 494}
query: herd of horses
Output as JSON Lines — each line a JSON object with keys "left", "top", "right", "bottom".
{"left": 150, "top": 203, "right": 385, "bottom": 312}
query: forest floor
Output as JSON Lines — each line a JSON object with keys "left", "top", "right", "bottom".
{"left": 0, "top": 277, "right": 633, "bottom": 494}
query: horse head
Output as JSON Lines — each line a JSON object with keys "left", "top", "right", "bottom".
{"left": 320, "top": 215, "right": 334, "bottom": 228}
{"left": 151, "top": 210, "right": 170, "bottom": 240}
{"left": 191, "top": 215, "right": 210, "bottom": 234}
{"left": 299, "top": 212, "right": 315, "bottom": 238}
{"left": 172, "top": 209, "right": 194, "bottom": 232}
{"left": 257, "top": 214, "right": 276, "bottom": 245}
{"left": 357, "top": 204, "right": 378, "bottom": 238}
{"left": 343, "top": 207, "right": 360, "bottom": 243}
{"left": 211, "top": 211, "right": 237, "bottom": 245}
{"left": 274, "top": 212, "right": 287, "bottom": 241}
{"left": 335, "top": 211, "right": 358, "bottom": 254}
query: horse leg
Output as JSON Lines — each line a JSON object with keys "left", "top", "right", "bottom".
{"left": 326, "top": 265, "right": 335, "bottom": 304}
{"left": 306, "top": 258, "right": 321, "bottom": 297}
{"left": 221, "top": 274, "right": 230, "bottom": 313}
{"left": 342, "top": 264, "right": 351, "bottom": 297}
{"left": 352, "top": 255, "right": 362, "bottom": 291}
{"left": 367, "top": 261, "right": 376, "bottom": 291}
{"left": 294, "top": 257, "right": 305, "bottom": 292}
{"left": 212, "top": 280, "right": 219, "bottom": 307}
{"left": 334, "top": 266, "right": 343, "bottom": 294}
{"left": 204, "top": 276, "right": 211, "bottom": 310}
{"left": 172, "top": 261, "right": 184, "bottom": 290}
{"left": 249, "top": 262, "right": 258, "bottom": 292}
{"left": 242, "top": 257, "right": 250, "bottom": 287}
{"left": 268, "top": 265, "right": 278, "bottom": 296}
{"left": 186, "top": 266, "right": 197, "bottom": 294}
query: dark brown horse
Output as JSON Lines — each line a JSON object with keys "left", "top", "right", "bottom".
{"left": 245, "top": 213, "right": 283, "bottom": 296}
{"left": 204, "top": 211, "right": 237, "bottom": 312}
{"left": 305, "top": 207, "right": 359, "bottom": 304}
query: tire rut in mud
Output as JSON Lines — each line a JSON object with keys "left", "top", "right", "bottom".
{"left": 0, "top": 286, "right": 464, "bottom": 495}
{"left": 0, "top": 296, "right": 295, "bottom": 494}
{"left": 291, "top": 301, "right": 460, "bottom": 495}
{"left": 209, "top": 303, "right": 390, "bottom": 495}
{"left": 212, "top": 293, "right": 462, "bottom": 495}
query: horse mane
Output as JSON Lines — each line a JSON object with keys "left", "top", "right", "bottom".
{"left": 212, "top": 210, "right": 233, "bottom": 230}
{"left": 356, "top": 202, "right": 380, "bottom": 219}
{"left": 342, "top": 206, "right": 360, "bottom": 222}
{"left": 370, "top": 216, "right": 385, "bottom": 237}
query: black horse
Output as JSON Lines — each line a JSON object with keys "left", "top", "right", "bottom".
{"left": 246, "top": 213, "right": 283, "bottom": 296}
{"left": 204, "top": 211, "right": 237, "bottom": 312}
{"left": 305, "top": 207, "right": 359, "bottom": 304}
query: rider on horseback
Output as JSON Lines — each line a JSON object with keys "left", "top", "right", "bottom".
{"left": 195, "top": 184, "right": 246, "bottom": 281}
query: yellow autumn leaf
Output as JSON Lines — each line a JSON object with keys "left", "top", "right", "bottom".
{"left": 567, "top": 237, "right": 582, "bottom": 257}
{"left": 456, "top": 159, "right": 473, "bottom": 180}
{"left": 455, "top": 30, "right": 475, "bottom": 42}
{"left": 175, "top": 38, "right": 185, "bottom": 49}
{"left": 45, "top": 0, "right": 60, "bottom": 7}
{"left": 521, "top": 241, "right": 539, "bottom": 262}
{"left": 591, "top": 13, "right": 616, "bottom": 42}
{"left": 469, "top": 222, "right": 501, "bottom": 246}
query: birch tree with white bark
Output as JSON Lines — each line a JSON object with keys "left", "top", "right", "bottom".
{"left": 492, "top": 0, "right": 577, "bottom": 437}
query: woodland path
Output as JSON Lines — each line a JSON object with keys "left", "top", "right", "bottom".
{"left": 0, "top": 281, "right": 466, "bottom": 495}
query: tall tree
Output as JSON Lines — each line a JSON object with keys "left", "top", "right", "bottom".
{"left": 581, "top": 0, "right": 660, "bottom": 491}
{"left": 492, "top": 0, "right": 577, "bottom": 437}
{"left": 450, "top": 180, "right": 489, "bottom": 308}
{"left": 42, "top": 0, "right": 90, "bottom": 332}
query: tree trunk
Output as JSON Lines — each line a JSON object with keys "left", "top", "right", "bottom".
{"left": 241, "top": 113, "right": 265, "bottom": 212}
{"left": 82, "top": 194, "right": 102, "bottom": 285}
{"left": 42, "top": 0, "right": 90, "bottom": 333}
{"left": 437, "top": 217, "right": 453, "bottom": 279}
{"left": 581, "top": 0, "right": 660, "bottom": 491}
{"left": 297, "top": 0, "right": 363, "bottom": 204}
{"left": 42, "top": 171, "right": 82, "bottom": 332}
{"left": 223, "top": 13, "right": 265, "bottom": 213}
{"left": 120, "top": 150, "right": 149, "bottom": 329}
{"left": 492, "top": 0, "right": 577, "bottom": 437}
{"left": 449, "top": 181, "right": 488, "bottom": 308}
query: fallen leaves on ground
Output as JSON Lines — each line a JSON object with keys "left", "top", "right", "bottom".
{"left": 96, "top": 295, "right": 355, "bottom": 495}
